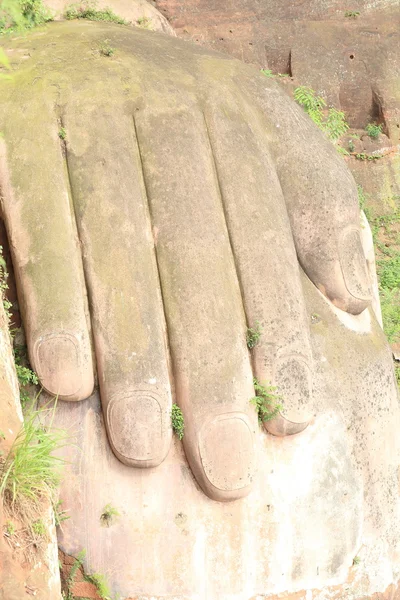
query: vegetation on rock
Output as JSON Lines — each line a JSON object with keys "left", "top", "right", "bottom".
{"left": 365, "top": 123, "right": 382, "bottom": 139}
{"left": 171, "top": 403, "right": 185, "bottom": 440}
{"left": 246, "top": 321, "right": 263, "bottom": 349}
{"left": 100, "top": 503, "right": 120, "bottom": 527}
{"left": 0, "top": 0, "right": 52, "bottom": 35}
{"left": 65, "top": 1, "right": 127, "bottom": 25}
{"left": 250, "top": 378, "right": 282, "bottom": 422}
{"left": 0, "top": 404, "right": 66, "bottom": 511}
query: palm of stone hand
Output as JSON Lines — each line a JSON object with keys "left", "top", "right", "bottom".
{"left": 0, "top": 21, "right": 373, "bottom": 504}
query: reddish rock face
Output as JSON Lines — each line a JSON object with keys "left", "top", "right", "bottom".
{"left": 156, "top": 0, "right": 398, "bottom": 25}
{"left": 155, "top": 1, "right": 400, "bottom": 140}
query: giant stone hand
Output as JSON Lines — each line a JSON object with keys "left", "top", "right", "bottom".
{"left": 0, "top": 22, "right": 399, "bottom": 598}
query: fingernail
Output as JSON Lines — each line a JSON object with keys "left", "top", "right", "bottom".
{"left": 269, "top": 355, "right": 313, "bottom": 429}
{"left": 198, "top": 413, "right": 256, "bottom": 494}
{"left": 340, "top": 228, "right": 372, "bottom": 302}
{"left": 107, "top": 391, "right": 170, "bottom": 467}
{"left": 35, "top": 332, "right": 84, "bottom": 399}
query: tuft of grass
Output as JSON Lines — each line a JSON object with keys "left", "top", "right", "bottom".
{"left": 5, "top": 520, "right": 15, "bottom": 535}
{"left": 352, "top": 555, "right": 361, "bottom": 565}
{"left": 171, "top": 404, "right": 184, "bottom": 440}
{"left": 365, "top": 123, "right": 382, "bottom": 139}
{"left": 260, "top": 68, "right": 274, "bottom": 78}
{"left": 31, "top": 518, "right": 46, "bottom": 536}
{"left": 246, "top": 321, "right": 263, "bottom": 349}
{"left": 100, "top": 503, "right": 120, "bottom": 527}
{"left": 136, "top": 16, "right": 152, "bottom": 29}
{"left": 0, "top": 403, "right": 67, "bottom": 516}
{"left": 99, "top": 39, "right": 115, "bottom": 56}
{"left": 58, "top": 127, "right": 67, "bottom": 140}
{"left": 345, "top": 10, "right": 360, "bottom": 17}
{"left": 250, "top": 378, "right": 283, "bottom": 423}
{"left": 65, "top": 1, "right": 127, "bottom": 24}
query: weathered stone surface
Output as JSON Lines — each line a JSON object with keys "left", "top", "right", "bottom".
{"left": 0, "top": 21, "right": 399, "bottom": 599}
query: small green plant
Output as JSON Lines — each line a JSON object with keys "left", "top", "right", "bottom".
{"left": 31, "top": 518, "right": 46, "bottom": 536}
{"left": 85, "top": 572, "right": 111, "bottom": 599}
{"left": 348, "top": 139, "right": 355, "bottom": 152}
{"left": 323, "top": 108, "right": 349, "bottom": 140}
{"left": 294, "top": 86, "right": 349, "bottom": 141}
{"left": 246, "top": 321, "right": 263, "bottom": 349}
{"left": 250, "top": 378, "right": 283, "bottom": 423}
{"left": 355, "top": 152, "right": 383, "bottom": 161}
{"left": 100, "top": 503, "right": 120, "bottom": 527}
{"left": 53, "top": 499, "right": 70, "bottom": 527}
{"left": 0, "top": 245, "right": 12, "bottom": 323}
{"left": 352, "top": 555, "right": 361, "bottom": 565}
{"left": 5, "top": 520, "right": 15, "bottom": 535}
{"left": 294, "top": 86, "right": 326, "bottom": 126}
{"left": 99, "top": 40, "right": 115, "bottom": 56}
{"left": 345, "top": 10, "right": 360, "bottom": 17}
{"left": 63, "top": 549, "right": 86, "bottom": 600}
{"left": 14, "top": 345, "right": 39, "bottom": 408}
{"left": 171, "top": 403, "right": 184, "bottom": 440}
{"left": 65, "top": 1, "right": 127, "bottom": 24}
{"left": 365, "top": 123, "right": 382, "bottom": 139}
{"left": 58, "top": 127, "right": 67, "bottom": 140}
{"left": 261, "top": 68, "right": 274, "bottom": 78}
{"left": 15, "top": 363, "right": 38, "bottom": 387}
{"left": 136, "top": 16, "right": 152, "bottom": 29}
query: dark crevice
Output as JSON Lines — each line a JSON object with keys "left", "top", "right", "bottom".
{"left": 371, "top": 89, "right": 389, "bottom": 137}
{"left": 201, "top": 109, "right": 253, "bottom": 362}
{"left": 0, "top": 217, "right": 20, "bottom": 327}
{"left": 287, "top": 50, "right": 293, "bottom": 78}
{"left": 61, "top": 120, "right": 98, "bottom": 384}
{"left": 131, "top": 111, "right": 177, "bottom": 402}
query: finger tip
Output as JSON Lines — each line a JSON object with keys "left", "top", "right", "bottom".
{"left": 33, "top": 331, "right": 94, "bottom": 401}
{"left": 106, "top": 390, "right": 172, "bottom": 468}
{"left": 189, "top": 411, "right": 257, "bottom": 502}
